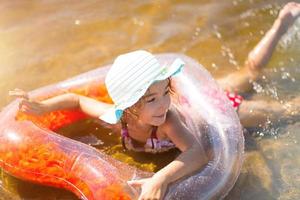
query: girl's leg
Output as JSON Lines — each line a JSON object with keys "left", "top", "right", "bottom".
{"left": 238, "top": 96, "right": 300, "bottom": 128}
{"left": 218, "top": 2, "right": 300, "bottom": 93}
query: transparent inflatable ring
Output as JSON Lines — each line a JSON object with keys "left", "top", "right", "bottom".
{"left": 0, "top": 53, "right": 244, "bottom": 200}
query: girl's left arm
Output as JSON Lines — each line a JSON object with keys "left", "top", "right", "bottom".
{"left": 154, "top": 108, "right": 208, "bottom": 184}
{"left": 128, "top": 109, "right": 208, "bottom": 200}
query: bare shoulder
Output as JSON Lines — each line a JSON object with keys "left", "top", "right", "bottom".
{"left": 161, "top": 106, "right": 182, "bottom": 132}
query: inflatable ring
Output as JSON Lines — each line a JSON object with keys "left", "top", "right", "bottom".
{"left": 0, "top": 53, "right": 244, "bottom": 199}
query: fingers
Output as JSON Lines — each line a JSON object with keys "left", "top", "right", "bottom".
{"left": 137, "top": 191, "right": 162, "bottom": 200}
{"left": 127, "top": 179, "right": 146, "bottom": 187}
{"left": 9, "top": 89, "right": 43, "bottom": 115}
{"left": 19, "top": 99, "right": 44, "bottom": 115}
{"left": 19, "top": 106, "right": 43, "bottom": 115}
{"left": 9, "top": 88, "right": 29, "bottom": 100}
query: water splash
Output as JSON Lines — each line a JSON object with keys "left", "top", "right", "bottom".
{"left": 252, "top": 80, "right": 280, "bottom": 100}
{"left": 211, "top": 62, "right": 219, "bottom": 70}
{"left": 220, "top": 45, "right": 239, "bottom": 69}
{"left": 279, "top": 18, "right": 300, "bottom": 50}
{"left": 251, "top": 63, "right": 299, "bottom": 126}
{"left": 252, "top": 81, "right": 264, "bottom": 93}
{"left": 255, "top": 117, "right": 281, "bottom": 138}
{"left": 75, "top": 20, "right": 81, "bottom": 25}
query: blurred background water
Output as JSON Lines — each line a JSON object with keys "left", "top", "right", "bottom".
{"left": 0, "top": 0, "right": 299, "bottom": 199}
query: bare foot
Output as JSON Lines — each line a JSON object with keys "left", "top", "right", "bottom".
{"left": 278, "top": 2, "right": 300, "bottom": 31}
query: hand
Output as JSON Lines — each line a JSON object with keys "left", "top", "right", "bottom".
{"left": 127, "top": 176, "right": 168, "bottom": 200}
{"left": 9, "top": 88, "right": 47, "bottom": 115}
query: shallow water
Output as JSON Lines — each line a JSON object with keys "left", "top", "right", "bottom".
{"left": 0, "top": 0, "right": 299, "bottom": 199}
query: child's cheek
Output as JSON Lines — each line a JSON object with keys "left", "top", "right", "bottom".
{"left": 143, "top": 104, "right": 155, "bottom": 117}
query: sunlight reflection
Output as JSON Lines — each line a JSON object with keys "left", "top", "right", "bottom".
{"left": 6, "top": 131, "right": 22, "bottom": 143}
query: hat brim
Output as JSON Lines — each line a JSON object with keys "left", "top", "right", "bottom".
{"left": 99, "top": 58, "right": 185, "bottom": 124}
{"left": 99, "top": 107, "right": 123, "bottom": 124}
{"left": 156, "top": 58, "right": 184, "bottom": 81}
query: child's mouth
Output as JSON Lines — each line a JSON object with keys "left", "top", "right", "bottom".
{"left": 154, "top": 113, "right": 165, "bottom": 118}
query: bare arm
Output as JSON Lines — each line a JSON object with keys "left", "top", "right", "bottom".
{"left": 42, "top": 93, "right": 113, "bottom": 118}
{"left": 128, "top": 109, "right": 208, "bottom": 199}
{"left": 154, "top": 109, "right": 208, "bottom": 184}
{"left": 217, "top": 2, "right": 300, "bottom": 93}
{"left": 9, "top": 88, "right": 113, "bottom": 118}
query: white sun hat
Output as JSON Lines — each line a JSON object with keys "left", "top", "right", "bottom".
{"left": 99, "top": 50, "right": 185, "bottom": 124}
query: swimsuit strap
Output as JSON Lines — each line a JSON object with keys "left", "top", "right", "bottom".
{"left": 151, "top": 126, "right": 158, "bottom": 139}
{"left": 120, "top": 122, "right": 158, "bottom": 150}
{"left": 121, "top": 122, "right": 129, "bottom": 150}
{"left": 150, "top": 126, "right": 158, "bottom": 149}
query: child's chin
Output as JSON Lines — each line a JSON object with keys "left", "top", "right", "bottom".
{"left": 152, "top": 117, "right": 166, "bottom": 126}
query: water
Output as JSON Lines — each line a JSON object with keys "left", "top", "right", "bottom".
{"left": 0, "top": 0, "right": 300, "bottom": 199}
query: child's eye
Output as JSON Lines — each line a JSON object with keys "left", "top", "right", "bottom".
{"left": 146, "top": 89, "right": 169, "bottom": 103}
{"left": 146, "top": 98, "right": 156, "bottom": 103}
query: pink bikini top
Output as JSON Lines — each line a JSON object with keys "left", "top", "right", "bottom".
{"left": 121, "top": 124, "right": 176, "bottom": 154}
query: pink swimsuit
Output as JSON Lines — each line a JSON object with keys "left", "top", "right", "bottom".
{"left": 120, "top": 92, "right": 243, "bottom": 153}
{"left": 121, "top": 124, "right": 176, "bottom": 154}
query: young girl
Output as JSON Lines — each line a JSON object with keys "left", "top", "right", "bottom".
{"left": 9, "top": 2, "right": 300, "bottom": 200}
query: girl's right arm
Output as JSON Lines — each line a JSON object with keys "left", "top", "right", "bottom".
{"left": 9, "top": 88, "right": 113, "bottom": 118}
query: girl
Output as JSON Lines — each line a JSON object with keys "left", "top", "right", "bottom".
{"left": 9, "top": 2, "right": 300, "bottom": 200}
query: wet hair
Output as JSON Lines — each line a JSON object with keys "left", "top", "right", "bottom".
{"left": 120, "top": 77, "right": 175, "bottom": 124}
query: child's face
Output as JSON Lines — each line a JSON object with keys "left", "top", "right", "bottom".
{"left": 134, "top": 79, "right": 171, "bottom": 126}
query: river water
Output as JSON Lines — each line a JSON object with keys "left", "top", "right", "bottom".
{"left": 0, "top": 0, "right": 299, "bottom": 199}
